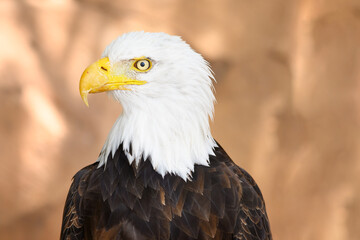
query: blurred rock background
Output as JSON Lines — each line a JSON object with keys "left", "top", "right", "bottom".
{"left": 1, "top": 0, "right": 360, "bottom": 239}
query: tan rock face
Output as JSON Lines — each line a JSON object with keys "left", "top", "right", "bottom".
{"left": 1, "top": 0, "right": 360, "bottom": 239}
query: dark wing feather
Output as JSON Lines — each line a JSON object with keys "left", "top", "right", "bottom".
{"left": 60, "top": 163, "right": 97, "bottom": 240}
{"left": 233, "top": 167, "right": 272, "bottom": 240}
{"left": 214, "top": 143, "right": 272, "bottom": 240}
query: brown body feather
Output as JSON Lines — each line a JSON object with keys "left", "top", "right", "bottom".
{"left": 60, "top": 143, "right": 272, "bottom": 240}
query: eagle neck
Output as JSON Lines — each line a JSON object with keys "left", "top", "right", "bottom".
{"left": 97, "top": 98, "right": 216, "bottom": 180}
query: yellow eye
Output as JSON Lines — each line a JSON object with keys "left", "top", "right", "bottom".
{"left": 134, "top": 59, "right": 151, "bottom": 71}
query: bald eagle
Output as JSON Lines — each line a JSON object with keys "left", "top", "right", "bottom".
{"left": 61, "top": 32, "right": 272, "bottom": 240}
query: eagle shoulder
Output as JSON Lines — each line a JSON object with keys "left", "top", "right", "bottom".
{"left": 60, "top": 163, "right": 97, "bottom": 240}
{"left": 214, "top": 144, "right": 272, "bottom": 240}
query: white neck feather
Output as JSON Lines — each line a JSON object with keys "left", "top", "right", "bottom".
{"left": 97, "top": 94, "right": 216, "bottom": 180}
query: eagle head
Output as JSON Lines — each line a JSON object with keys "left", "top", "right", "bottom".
{"left": 79, "top": 32, "right": 217, "bottom": 180}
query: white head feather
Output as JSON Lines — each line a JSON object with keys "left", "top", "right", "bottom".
{"left": 97, "top": 32, "right": 217, "bottom": 180}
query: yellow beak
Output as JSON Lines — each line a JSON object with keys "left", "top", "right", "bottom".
{"left": 79, "top": 57, "right": 147, "bottom": 107}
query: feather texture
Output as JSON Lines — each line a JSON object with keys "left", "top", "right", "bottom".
{"left": 60, "top": 143, "right": 272, "bottom": 240}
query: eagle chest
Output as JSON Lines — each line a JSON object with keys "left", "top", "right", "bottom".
{"left": 83, "top": 156, "right": 242, "bottom": 240}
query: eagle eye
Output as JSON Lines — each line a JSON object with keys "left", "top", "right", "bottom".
{"left": 134, "top": 59, "right": 151, "bottom": 72}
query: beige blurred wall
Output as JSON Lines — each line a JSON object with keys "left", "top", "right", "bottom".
{"left": 1, "top": 0, "right": 360, "bottom": 239}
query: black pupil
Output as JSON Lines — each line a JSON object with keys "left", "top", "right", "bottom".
{"left": 140, "top": 61, "right": 146, "bottom": 67}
